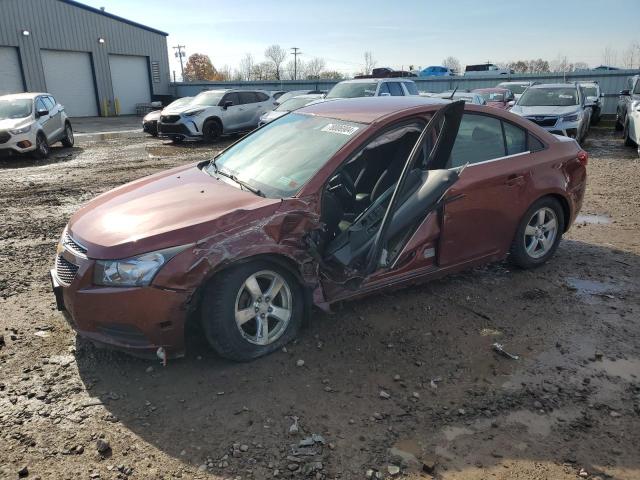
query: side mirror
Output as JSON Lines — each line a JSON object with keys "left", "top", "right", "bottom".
{"left": 36, "top": 109, "right": 49, "bottom": 118}
{"left": 507, "top": 100, "right": 515, "bottom": 107}
{"left": 222, "top": 100, "right": 233, "bottom": 110}
{"left": 620, "top": 89, "right": 631, "bottom": 96}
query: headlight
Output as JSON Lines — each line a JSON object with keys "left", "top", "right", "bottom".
{"left": 93, "top": 245, "right": 188, "bottom": 287}
{"left": 184, "top": 109, "right": 205, "bottom": 117}
{"left": 10, "top": 124, "right": 31, "bottom": 135}
{"left": 632, "top": 100, "right": 640, "bottom": 112}
{"left": 562, "top": 113, "right": 580, "bottom": 123}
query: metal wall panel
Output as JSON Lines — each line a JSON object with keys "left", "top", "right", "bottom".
{"left": 0, "top": 0, "right": 170, "bottom": 116}
{"left": 108, "top": 54, "right": 151, "bottom": 115}
{"left": 0, "top": 46, "right": 24, "bottom": 94}
{"left": 173, "top": 70, "right": 640, "bottom": 115}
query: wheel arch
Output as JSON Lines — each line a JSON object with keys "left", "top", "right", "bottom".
{"left": 203, "top": 115, "right": 223, "bottom": 129}
{"left": 530, "top": 193, "right": 571, "bottom": 233}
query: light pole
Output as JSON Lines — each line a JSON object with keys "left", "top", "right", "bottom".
{"left": 173, "top": 45, "right": 186, "bottom": 81}
{"left": 291, "top": 47, "right": 302, "bottom": 80}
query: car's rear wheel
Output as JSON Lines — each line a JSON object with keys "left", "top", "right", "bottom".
{"left": 202, "top": 119, "right": 222, "bottom": 142}
{"left": 61, "top": 123, "right": 74, "bottom": 148}
{"left": 201, "top": 260, "right": 303, "bottom": 361}
{"left": 33, "top": 133, "right": 50, "bottom": 159}
{"left": 509, "top": 197, "right": 565, "bottom": 269}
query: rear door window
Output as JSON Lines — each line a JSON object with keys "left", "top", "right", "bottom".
{"left": 448, "top": 114, "right": 505, "bottom": 167}
{"left": 388, "top": 82, "right": 404, "bottom": 96}
{"left": 503, "top": 122, "right": 527, "bottom": 155}
{"left": 255, "top": 92, "right": 270, "bottom": 102}
{"left": 238, "top": 91, "right": 258, "bottom": 104}
{"left": 403, "top": 82, "right": 419, "bottom": 95}
{"left": 377, "top": 82, "right": 390, "bottom": 95}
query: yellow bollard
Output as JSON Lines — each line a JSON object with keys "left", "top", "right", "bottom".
{"left": 114, "top": 98, "right": 120, "bottom": 116}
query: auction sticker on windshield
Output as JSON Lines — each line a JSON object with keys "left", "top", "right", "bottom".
{"left": 321, "top": 123, "right": 360, "bottom": 136}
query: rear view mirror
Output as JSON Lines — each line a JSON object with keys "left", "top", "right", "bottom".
{"left": 36, "top": 109, "right": 49, "bottom": 118}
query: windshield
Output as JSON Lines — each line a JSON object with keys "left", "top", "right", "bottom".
{"left": 518, "top": 88, "right": 578, "bottom": 107}
{"left": 499, "top": 83, "right": 527, "bottom": 95}
{"left": 326, "top": 82, "right": 377, "bottom": 98}
{"left": 190, "top": 91, "right": 226, "bottom": 107}
{"left": 634, "top": 80, "right": 640, "bottom": 94}
{"left": 205, "top": 113, "right": 362, "bottom": 198}
{"left": 275, "top": 96, "right": 315, "bottom": 112}
{"left": 479, "top": 92, "right": 505, "bottom": 102}
{"left": 0, "top": 99, "right": 32, "bottom": 120}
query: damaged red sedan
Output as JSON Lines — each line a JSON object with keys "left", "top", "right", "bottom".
{"left": 51, "top": 97, "right": 587, "bottom": 361}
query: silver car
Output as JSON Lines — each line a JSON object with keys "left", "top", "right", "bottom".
{"left": 496, "top": 81, "right": 537, "bottom": 101}
{"left": 325, "top": 78, "right": 419, "bottom": 98}
{"left": 157, "top": 89, "right": 276, "bottom": 143}
{"left": 509, "top": 83, "right": 591, "bottom": 143}
{"left": 259, "top": 94, "right": 325, "bottom": 126}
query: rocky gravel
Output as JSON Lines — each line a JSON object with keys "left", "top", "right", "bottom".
{"left": 0, "top": 126, "right": 639, "bottom": 479}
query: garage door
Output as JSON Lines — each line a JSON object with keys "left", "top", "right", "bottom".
{"left": 0, "top": 46, "right": 24, "bottom": 95}
{"left": 109, "top": 55, "right": 151, "bottom": 115}
{"left": 41, "top": 50, "right": 98, "bottom": 117}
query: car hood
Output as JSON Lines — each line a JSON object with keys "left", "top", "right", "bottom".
{"left": 511, "top": 105, "right": 581, "bottom": 117}
{"left": 261, "top": 110, "right": 287, "bottom": 122}
{"left": 68, "top": 164, "right": 280, "bottom": 259}
{"left": 143, "top": 110, "right": 161, "bottom": 122}
{"left": 0, "top": 117, "right": 31, "bottom": 130}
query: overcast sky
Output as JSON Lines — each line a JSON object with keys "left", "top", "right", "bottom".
{"left": 82, "top": 0, "right": 640, "bottom": 76}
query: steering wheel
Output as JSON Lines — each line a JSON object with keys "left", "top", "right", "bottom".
{"left": 328, "top": 170, "right": 355, "bottom": 201}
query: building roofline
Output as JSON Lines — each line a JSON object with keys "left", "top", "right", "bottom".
{"left": 57, "top": 0, "right": 169, "bottom": 36}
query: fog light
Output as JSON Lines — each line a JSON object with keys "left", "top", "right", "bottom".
{"left": 17, "top": 140, "right": 32, "bottom": 148}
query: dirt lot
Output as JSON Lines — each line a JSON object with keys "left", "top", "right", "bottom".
{"left": 0, "top": 126, "right": 639, "bottom": 480}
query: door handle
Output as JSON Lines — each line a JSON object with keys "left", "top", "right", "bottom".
{"left": 505, "top": 174, "right": 524, "bottom": 186}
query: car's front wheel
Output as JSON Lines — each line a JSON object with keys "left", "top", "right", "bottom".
{"left": 202, "top": 119, "right": 222, "bottom": 142}
{"left": 201, "top": 260, "right": 303, "bottom": 361}
{"left": 509, "top": 197, "right": 565, "bottom": 269}
{"left": 61, "top": 123, "right": 74, "bottom": 148}
{"left": 623, "top": 120, "right": 636, "bottom": 147}
{"left": 33, "top": 133, "right": 50, "bottom": 159}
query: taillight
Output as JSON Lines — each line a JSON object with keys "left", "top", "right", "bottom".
{"left": 577, "top": 150, "right": 588, "bottom": 166}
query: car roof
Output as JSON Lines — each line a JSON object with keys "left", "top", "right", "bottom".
{"left": 296, "top": 96, "right": 449, "bottom": 124}
{"left": 339, "top": 78, "right": 410, "bottom": 84}
{"left": 530, "top": 83, "right": 577, "bottom": 89}
{"left": 473, "top": 87, "right": 509, "bottom": 93}
{"left": 0, "top": 92, "right": 47, "bottom": 100}
{"left": 498, "top": 81, "right": 531, "bottom": 85}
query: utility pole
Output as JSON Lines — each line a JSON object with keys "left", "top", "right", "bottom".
{"left": 173, "top": 45, "right": 186, "bottom": 81}
{"left": 291, "top": 47, "right": 302, "bottom": 80}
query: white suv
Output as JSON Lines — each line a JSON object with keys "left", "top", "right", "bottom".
{"left": 157, "top": 89, "right": 275, "bottom": 142}
{"left": 325, "top": 78, "right": 419, "bottom": 99}
{"left": 0, "top": 93, "right": 74, "bottom": 159}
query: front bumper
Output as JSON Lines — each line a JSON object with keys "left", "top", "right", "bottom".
{"left": 51, "top": 252, "right": 191, "bottom": 358}
{"left": 157, "top": 118, "right": 201, "bottom": 139}
{"left": 531, "top": 119, "right": 582, "bottom": 139}
{"left": 628, "top": 111, "right": 640, "bottom": 146}
{"left": 142, "top": 120, "right": 158, "bottom": 135}
{"left": 0, "top": 130, "right": 37, "bottom": 154}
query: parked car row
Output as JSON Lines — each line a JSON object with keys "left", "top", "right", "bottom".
{"left": 615, "top": 74, "right": 640, "bottom": 153}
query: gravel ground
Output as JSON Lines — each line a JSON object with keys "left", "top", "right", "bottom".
{"left": 0, "top": 126, "right": 639, "bottom": 480}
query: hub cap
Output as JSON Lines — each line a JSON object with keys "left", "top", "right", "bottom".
{"left": 66, "top": 125, "right": 73, "bottom": 144}
{"left": 234, "top": 270, "right": 292, "bottom": 345}
{"left": 524, "top": 207, "right": 557, "bottom": 259}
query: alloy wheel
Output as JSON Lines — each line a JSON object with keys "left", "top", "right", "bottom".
{"left": 37, "top": 135, "right": 49, "bottom": 157}
{"left": 66, "top": 125, "right": 74, "bottom": 144}
{"left": 523, "top": 207, "right": 558, "bottom": 259}
{"left": 234, "top": 270, "right": 292, "bottom": 345}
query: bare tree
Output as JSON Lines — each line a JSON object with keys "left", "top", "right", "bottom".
{"left": 363, "top": 51, "right": 377, "bottom": 75}
{"left": 239, "top": 53, "right": 254, "bottom": 81}
{"left": 441, "top": 56, "right": 461, "bottom": 74}
{"left": 285, "top": 59, "right": 306, "bottom": 80}
{"left": 573, "top": 62, "right": 589, "bottom": 72}
{"left": 252, "top": 61, "right": 275, "bottom": 81}
{"left": 306, "top": 57, "right": 326, "bottom": 79}
{"left": 217, "top": 64, "right": 232, "bottom": 81}
{"left": 601, "top": 46, "right": 618, "bottom": 68}
{"left": 623, "top": 42, "right": 640, "bottom": 69}
{"left": 264, "top": 44, "right": 287, "bottom": 80}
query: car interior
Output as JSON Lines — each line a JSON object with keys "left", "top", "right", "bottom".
{"left": 318, "top": 104, "right": 464, "bottom": 273}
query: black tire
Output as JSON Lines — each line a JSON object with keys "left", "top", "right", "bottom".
{"left": 615, "top": 114, "right": 624, "bottom": 131}
{"left": 33, "top": 133, "right": 50, "bottom": 159}
{"left": 623, "top": 121, "right": 636, "bottom": 147}
{"left": 591, "top": 110, "right": 601, "bottom": 125}
{"left": 201, "top": 260, "right": 304, "bottom": 361}
{"left": 61, "top": 122, "right": 74, "bottom": 148}
{"left": 202, "top": 118, "right": 222, "bottom": 142}
{"left": 509, "top": 197, "right": 565, "bottom": 269}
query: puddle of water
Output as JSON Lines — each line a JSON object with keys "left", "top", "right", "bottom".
{"left": 389, "top": 439, "right": 422, "bottom": 467}
{"left": 575, "top": 213, "right": 612, "bottom": 225}
{"left": 596, "top": 358, "right": 640, "bottom": 382}
{"left": 442, "top": 426, "right": 474, "bottom": 442}
{"left": 565, "top": 277, "right": 620, "bottom": 298}
{"left": 505, "top": 410, "right": 553, "bottom": 437}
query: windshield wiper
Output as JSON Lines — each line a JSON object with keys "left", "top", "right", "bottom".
{"left": 215, "top": 168, "right": 265, "bottom": 197}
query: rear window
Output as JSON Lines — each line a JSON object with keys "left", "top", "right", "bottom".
{"left": 326, "top": 82, "right": 378, "bottom": 98}
{"left": 403, "top": 82, "right": 419, "bottom": 95}
{"left": 239, "top": 91, "right": 258, "bottom": 104}
{"left": 388, "top": 82, "right": 404, "bottom": 96}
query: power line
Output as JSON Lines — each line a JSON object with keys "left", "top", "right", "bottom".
{"left": 173, "top": 45, "right": 187, "bottom": 80}
{"left": 291, "top": 47, "right": 302, "bottom": 80}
